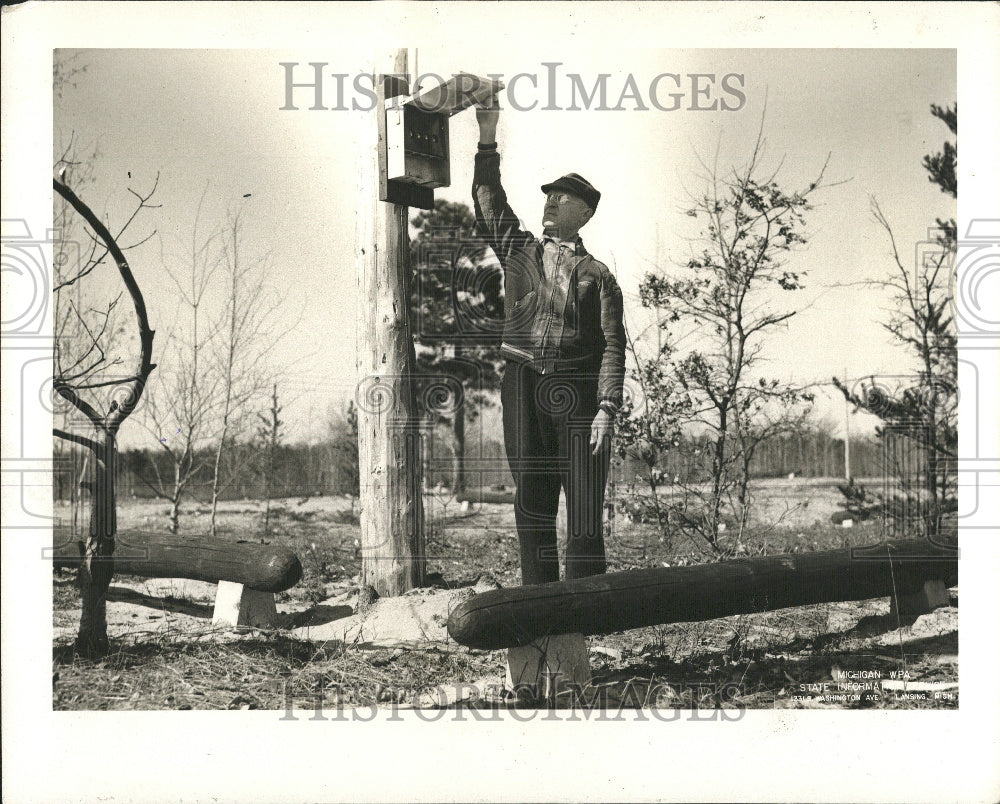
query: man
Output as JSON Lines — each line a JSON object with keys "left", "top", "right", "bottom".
{"left": 472, "top": 104, "right": 626, "bottom": 586}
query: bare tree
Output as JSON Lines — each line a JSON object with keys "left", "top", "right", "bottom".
{"left": 135, "top": 194, "right": 291, "bottom": 534}
{"left": 256, "top": 383, "right": 284, "bottom": 541}
{"left": 136, "top": 188, "right": 221, "bottom": 533}
{"left": 52, "top": 174, "right": 157, "bottom": 656}
{"left": 207, "top": 203, "right": 287, "bottom": 537}
{"left": 619, "top": 118, "right": 829, "bottom": 555}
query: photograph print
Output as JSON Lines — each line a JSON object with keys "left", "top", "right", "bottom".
{"left": 45, "top": 45, "right": 960, "bottom": 714}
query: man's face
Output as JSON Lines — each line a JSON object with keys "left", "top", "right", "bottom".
{"left": 542, "top": 190, "right": 593, "bottom": 237}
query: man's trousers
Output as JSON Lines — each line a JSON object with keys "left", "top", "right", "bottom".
{"left": 500, "top": 360, "right": 610, "bottom": 585}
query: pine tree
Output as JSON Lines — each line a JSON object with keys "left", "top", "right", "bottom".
{"left": 409, "top": 200, "right": 504, "bottom": 493}
{"left": 834, "top": 103, "right": 957, "bottom": 539}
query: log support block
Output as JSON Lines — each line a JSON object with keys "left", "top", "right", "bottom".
{"left": 890, "top": 578, "right": 951, "bottom": 617}
{"left": 212, "top": 581, "right": 278, "bottom": 629}
{"left": 505, "top": 633, "right": 591, "bottom": 702}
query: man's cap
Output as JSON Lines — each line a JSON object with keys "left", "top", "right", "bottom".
{"left": 541, "top": 173, "right": 601, "bottom": 212}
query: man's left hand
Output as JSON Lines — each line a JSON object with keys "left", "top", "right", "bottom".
{"left": 590, "top": 409, "right": 614, "bottom": 455}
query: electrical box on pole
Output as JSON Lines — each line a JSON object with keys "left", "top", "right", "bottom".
{"left": 378, "top": 72, "right": 504, "bottom": 210}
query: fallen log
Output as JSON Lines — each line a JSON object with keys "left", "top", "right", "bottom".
{"left": 52, "top": 527, "right": 302, "bottom": 593}
{"left": 447, "top": 538, "right": 957, "bottom": 650}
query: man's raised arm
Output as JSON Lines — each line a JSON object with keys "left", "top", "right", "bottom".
{"left": 472, "top": 105, "right": 533, "bottom": 264}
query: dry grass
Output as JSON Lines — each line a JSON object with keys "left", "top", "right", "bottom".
{"left": 53, "top": 632, "right": 505, "bottom": 711}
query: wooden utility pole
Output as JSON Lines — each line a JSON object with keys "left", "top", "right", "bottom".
{"left": 355, "top": 49, "right": 426, "bottom": 595}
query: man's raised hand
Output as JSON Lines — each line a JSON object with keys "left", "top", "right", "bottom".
{"left": 476, "top": 98, "right": 500, "bottom": 146}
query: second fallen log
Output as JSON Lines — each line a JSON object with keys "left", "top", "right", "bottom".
{"left": 447, "top": 538, "right": 957, "bottom": 650}
{"left": 52, "top": 527, "right": 303, "bottom": 593}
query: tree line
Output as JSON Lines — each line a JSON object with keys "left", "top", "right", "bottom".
{"left": 54, "top": 422, "right": 889, "bottom": 509}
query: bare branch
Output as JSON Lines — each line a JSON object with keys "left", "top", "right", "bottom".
{"left": 54, "top": 175, "right": 158, "bottom": 432}
{"left": 120, "top": 228, "right": 158, "bottom": 251}
{"left": 53, "top": 381, "right": 106, "bottom": 433}
{"left": 53, "top": 427, "right": 101, "bottom": 453}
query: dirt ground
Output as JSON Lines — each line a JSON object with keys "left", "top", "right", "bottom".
{"left": 52, "top": 481, "right": 958, "bottom": 711}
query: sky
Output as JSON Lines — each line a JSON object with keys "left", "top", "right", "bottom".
{"left": 53, "top": 47, "right": 957, "bottom": 444}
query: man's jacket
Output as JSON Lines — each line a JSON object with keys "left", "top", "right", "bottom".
{"left": 472, "top": 145, "right": 626, "bottom": 414}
